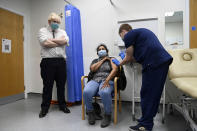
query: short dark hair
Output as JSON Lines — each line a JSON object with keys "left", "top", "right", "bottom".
{"left": 119, "top": 24, "right": 132, "bottom": 34}
{"left": 96, "top": 44, "right": 109, "bottom": 54}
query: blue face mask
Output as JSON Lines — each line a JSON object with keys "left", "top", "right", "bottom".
{"left": 51, "top": 22, "right": 59, "bottom": 30}
{"left": 98, "top": 50, "right": 107, "bottom": 57}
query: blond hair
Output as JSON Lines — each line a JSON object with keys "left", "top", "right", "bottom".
{"left": 48, "top": 12, "right": 61, "bottom": 23}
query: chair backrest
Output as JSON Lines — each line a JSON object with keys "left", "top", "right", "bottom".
{"left": 168, "top": 48, "right": 197, "bottom": 80}
{"left": 117, "top": 66, "right": 127, "bottom": 90}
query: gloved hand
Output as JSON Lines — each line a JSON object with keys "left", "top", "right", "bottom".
{"left": 112, "top": 58, "right": 120, "bottom": 66}
{"left": 119, "top": 50, "right": 125, "bottom": 60}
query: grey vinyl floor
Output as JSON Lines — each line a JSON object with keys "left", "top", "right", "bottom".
{"left": 0, "top": 93, "right": 191, "bottom": 131}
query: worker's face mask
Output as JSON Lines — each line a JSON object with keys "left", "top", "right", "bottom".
{"left": 98, "top": 50, "right": 107, "bottom": 57}
{"left": 120, "top": 31, "right": 128, "bottom": 40}
{"left": 120, "top": 32, "right": 125, "bottom": 40}
{"left": 51, "top": 22, "right": 59, "bottom": 30}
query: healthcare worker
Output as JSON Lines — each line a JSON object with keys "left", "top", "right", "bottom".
{"left": 38, "top": 12, "right": 70, "bottom": 118}
{"left": 112, "top": 24, "right": 173, "bottom": 131}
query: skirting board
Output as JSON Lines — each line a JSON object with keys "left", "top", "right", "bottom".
{"left": 0, "top": 93, "right": 24, "bottom": 105}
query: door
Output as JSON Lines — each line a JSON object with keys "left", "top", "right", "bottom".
{"left": 0, "top": 8, "right": 24, "bottom": 98}
{"left": 190, "top": 0, "right": 197, "bottom": 48}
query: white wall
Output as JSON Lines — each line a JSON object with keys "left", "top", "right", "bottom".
{"left": 0, "top": 0, "right": 31, "bottom": 98}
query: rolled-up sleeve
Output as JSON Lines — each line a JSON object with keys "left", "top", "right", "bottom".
{"left": 38, "top": 28, "right": 48, "bottom": 45}
{"left": 62, "top": 30, "right": 69, "bottom": 43}
{"left": 123, "top": 30, "right": 138, "bottom": 48}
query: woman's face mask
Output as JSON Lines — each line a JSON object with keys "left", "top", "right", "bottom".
{"left": 51, "top": 22, "right": 59, "bottom": 30}
{"left": 98, "top": 49, "right": 107, "bottom": 57}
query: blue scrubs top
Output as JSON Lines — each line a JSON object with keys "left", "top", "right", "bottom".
{"left": 123, "top": 28, "right": 173, "bottom": 69}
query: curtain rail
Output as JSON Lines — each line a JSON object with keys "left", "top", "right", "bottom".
{"left": 110, "top": 0, "right": 114, "bottom": 5}
{"left": 64, "top": 0, "right": 74, "bottom": 6}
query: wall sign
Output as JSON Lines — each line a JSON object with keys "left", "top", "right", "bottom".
{"left": 2, "top": 38, "right": 11, "bottom": 53}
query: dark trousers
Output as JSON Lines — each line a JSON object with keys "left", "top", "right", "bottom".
{"left": 138, "top": 61, "right": 170, "bottom": 130}
{"left": 40, "top": 58, "right": 67, "bottom": 111}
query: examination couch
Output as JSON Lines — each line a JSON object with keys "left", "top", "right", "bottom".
{"left": 168, "top": 48, "right": 197, "bottom": 131}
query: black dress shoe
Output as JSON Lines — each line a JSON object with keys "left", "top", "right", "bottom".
{"left": 60, "top": 107, "right": 70, "bottom": 113}
{"left": 39, "top": 110, "right": 48, "bottom": 118}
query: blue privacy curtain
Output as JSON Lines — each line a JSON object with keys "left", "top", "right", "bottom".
{"left": 65, "top": 4, "right": 84, "bottom": 102}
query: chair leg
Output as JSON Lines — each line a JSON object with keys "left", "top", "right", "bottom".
{"left": 118, "top": 90, "right": 121, "bottom": 113}
{"left": 82, "top": 98, "right": 85, "bottom": 120}
{"left": 114, "top": 96, "right": 117, "bottom": 124}
{"left": 81, "top": 77, "right": 86, "bottom": 120}
{"left": 114, "top": 81, "right": 118, "bottom": 124}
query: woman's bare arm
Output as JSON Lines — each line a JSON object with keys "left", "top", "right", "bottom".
{"left": 90, "top": 57, "right": 110, "bottom": 72}
{"left": 102, "top": 58, "right": 119, "bottom": 88}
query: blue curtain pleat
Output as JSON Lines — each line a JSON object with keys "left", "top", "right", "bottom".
{"left": 65, "top": 4, "right": 84, "bottom": 102}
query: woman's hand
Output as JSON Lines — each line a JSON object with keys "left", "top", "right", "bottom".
{"left": 90, "top": 57, "right": 110, "bottom": 72}
{"left": 101, "top": 80, "right": 110, "bottom": 89}
{"left": 102, "top": 56, "right": 110, "bottom": 62}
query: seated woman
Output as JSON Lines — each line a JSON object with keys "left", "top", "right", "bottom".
{"left": 83, "top": 44, "right": 118, "bottom": 128}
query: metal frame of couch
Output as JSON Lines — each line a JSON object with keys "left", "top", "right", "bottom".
{"left": 168, "top": 48, "right": 197, "bottom": 131}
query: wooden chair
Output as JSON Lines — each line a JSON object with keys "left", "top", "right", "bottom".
{"left": 81, "top": 75, "right": 122, "bottom": 124}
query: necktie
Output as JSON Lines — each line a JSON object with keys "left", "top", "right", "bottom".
{"left": 52, "top": 30, "right": 55, "bottom": 38}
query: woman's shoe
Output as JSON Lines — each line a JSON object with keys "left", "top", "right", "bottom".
{"left": 88, "top": 111, "right": 96, "bottom": 125}
{"left": 101, "top": 114, "right": 111, "bottom": 128}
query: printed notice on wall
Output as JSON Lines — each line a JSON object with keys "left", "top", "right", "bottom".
{"left": 66, "top": 10, "right": 71, "bottom": 17}
{"left": 2, "top": 38, "right": 11, "bottom": 53}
